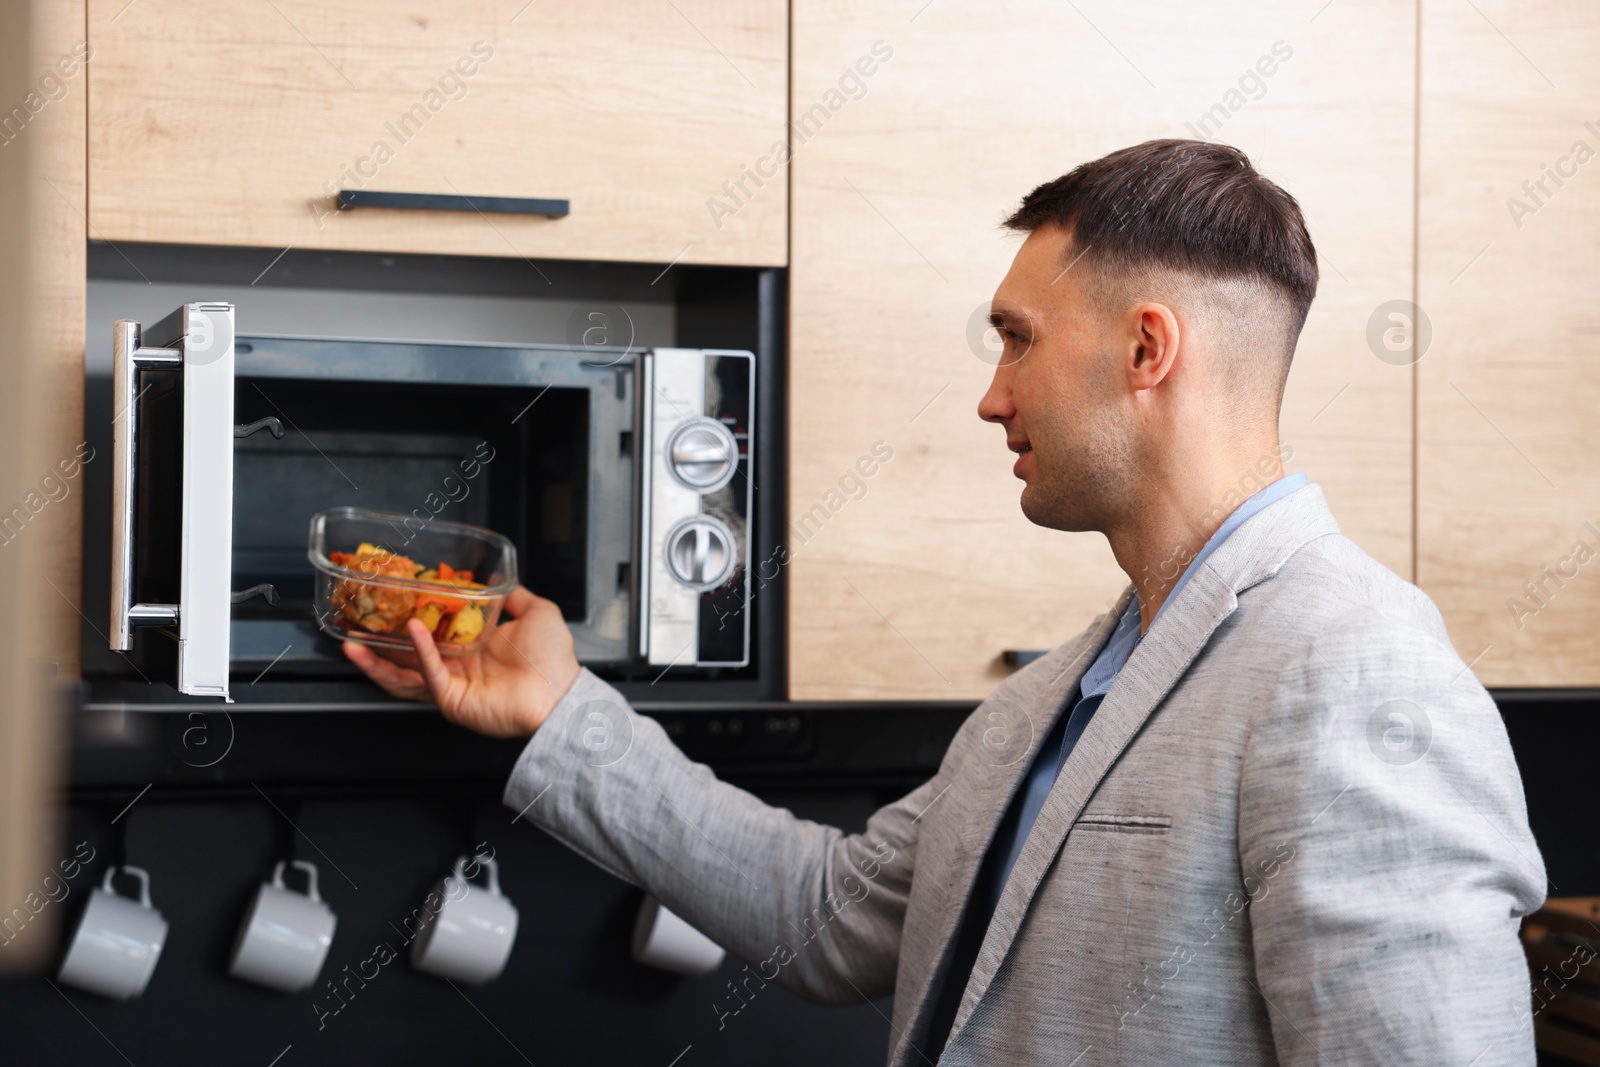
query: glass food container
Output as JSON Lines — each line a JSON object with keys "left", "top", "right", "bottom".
{"left": 308, "top": 507, "right": 518, "bottom": 656}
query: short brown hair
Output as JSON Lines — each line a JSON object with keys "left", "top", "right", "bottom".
{"left": 1004, "top": 139, "right": 1319, "bottom": 347}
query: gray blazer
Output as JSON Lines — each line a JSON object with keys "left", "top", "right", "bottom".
{"left": 504, "top": 484, "right": 1545, "bottom": 1065}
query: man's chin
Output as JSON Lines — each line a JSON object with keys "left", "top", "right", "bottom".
{"left": 1019, "top": 481, "right": 1090, "bottom": 533}
{"left": 1019, "top": 485, "right": 1064, "bottom": 531}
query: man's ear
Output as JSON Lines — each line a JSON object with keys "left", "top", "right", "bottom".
{"left": 1127, "top": 302, "right": 1181, "bottom": 391}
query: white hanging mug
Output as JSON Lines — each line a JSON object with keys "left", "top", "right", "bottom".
{"left": 228, "top": 860, "right": 337, "bottom": 993}
{"left": 632, "top": 895, "right": 725, "bottom": 976}
{"left": 57, "top": 865, "right": 168, "bottom": 1000}
{"left": 410, "top": 855, "right": 518, "bottom": 985}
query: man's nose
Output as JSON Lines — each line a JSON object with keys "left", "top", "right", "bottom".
{"left": 978, "top": 362, "right": 1015, "bottom": 424}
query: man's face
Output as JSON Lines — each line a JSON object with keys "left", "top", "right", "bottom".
{"left": 977, "top": 225, "right": 1133, "bottom": 532}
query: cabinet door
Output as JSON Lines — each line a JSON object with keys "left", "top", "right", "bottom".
{"left": 789, "top": 1, "right": 1416, "bottom": 700}
{"left": 1418, "top": 1, "right": 1600, "bottom": 686}
{"left": 88, "top": 0, "right": 786, "bottom": 266}
{"left": 1, "top": 0, "right": 85, "bottom": 967}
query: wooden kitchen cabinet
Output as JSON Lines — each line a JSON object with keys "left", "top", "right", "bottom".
{"left": 0, "top": 0, "right": 84, "bottom": 967}
{"left": 787, "top": 1, "right": 1417, "bottom": 700}
{"left": 87, "top": 0, "right": 787, "bottom": 267}
{"left": 1417, "top": 1, "right": 1600, "bottom": 686}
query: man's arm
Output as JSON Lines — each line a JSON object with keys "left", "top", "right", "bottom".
{"left": 504, "top": 668, "right": 931, "bottom": 1004}
{"left": 343, "top": 588, "right": 934, "bottom": 1003}
{"left": 1239, "top": 610, "right": 1546, "bottom": 1066}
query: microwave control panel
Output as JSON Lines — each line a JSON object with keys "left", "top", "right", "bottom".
{"left": 639, "top": 348, "right": 753, "bottom": 668}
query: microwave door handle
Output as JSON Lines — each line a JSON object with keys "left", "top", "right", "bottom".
{"left": 109, "top": 318, "right": 181, "bottom": 652}
{"left": 110, "top": 304, "right": 236, "bottom": 702}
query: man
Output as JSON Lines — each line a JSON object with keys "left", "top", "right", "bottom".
{"left": 346, "top": 140, "right": 1546, "bottom": 1065}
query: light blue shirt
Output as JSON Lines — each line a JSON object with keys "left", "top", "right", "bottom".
{"left": 979, "top": 472, "right": 1309, "bottom": 913}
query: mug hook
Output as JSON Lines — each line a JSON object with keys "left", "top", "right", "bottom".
{"left": 452, "top": 854, "right": 502, "bottom": 897}
{"left": 102, "top": 864, "right": 153, "bottom": 909}
{"left": 272, "top": 860, "right": 322, "bottom": 903}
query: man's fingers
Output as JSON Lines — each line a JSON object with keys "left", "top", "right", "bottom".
{"left": 368, "top": 643, "right": 421, "bottom": 670}
{"left": 503, "top": 585, "right": 537, "bottom": 618}
{"left": 343, "top": 639, "right": 384, "bottom": 674}
{"left": 343, "top": 640, "right": 428, "bottom": 699}
{"left": 406, "top": 619, "right": 454, "bottom": 699}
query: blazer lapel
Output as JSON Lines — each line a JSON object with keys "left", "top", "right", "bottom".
{"left": 891, "top": 594, "right": 1131, "bottom": 1066}
{"left": 941, "top": 484, "right": 1342, "bottom": 1044}
{"left": 950, "top": 591, "right": 1133, "bottom": 859}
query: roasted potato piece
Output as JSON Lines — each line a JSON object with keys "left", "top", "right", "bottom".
{"left": 413, "top": 600, "right": 446, "bottom": 634}
{"left": 443, "top": 605, "right": 485, "bottom": 644}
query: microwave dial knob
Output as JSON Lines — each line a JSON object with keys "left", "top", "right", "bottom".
{"left": 667, "top": 418, "right": 739, "bottom": 492}
{"left": 664, "top": 517, "right": 738, "bottom": 591}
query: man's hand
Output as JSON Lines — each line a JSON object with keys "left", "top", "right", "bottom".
{"left": 342, "top": 586, "right": 581, "bottom": 738}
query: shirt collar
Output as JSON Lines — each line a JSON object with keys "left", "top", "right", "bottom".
{"left": 1156, "top": 472, "right": 1308, "bottom": 625}
{"left": 1080, "top": 472, "right": 1310, "bottom": 697}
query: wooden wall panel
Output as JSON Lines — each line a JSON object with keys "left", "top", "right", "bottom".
{"left": 789, "top": 0, "right": 1416, "bottom": 700}
{"left": 0, "top": 0, "right": 85, "bottom": 968}
{"left": 1418, "top": 0, "right": 1600, "bottom": 686}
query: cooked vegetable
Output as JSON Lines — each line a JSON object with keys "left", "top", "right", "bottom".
{"left": 328, "top": 544, "right": 489, "bottom": 645}
{"left": 443, "top": 605, "right": 485, "bottom": 644}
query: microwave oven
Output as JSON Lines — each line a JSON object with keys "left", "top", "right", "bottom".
{"left": 87, "top": 302, "right": 757, "bottom": 703}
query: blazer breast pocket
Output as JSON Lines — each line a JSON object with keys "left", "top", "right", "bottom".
{"left": 1073, "top": 812, "right": 1173, "bottom": 835}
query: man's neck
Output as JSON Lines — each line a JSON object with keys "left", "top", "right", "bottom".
{"left": 1105, "top": 446, "right": 1287, "bottom": 633}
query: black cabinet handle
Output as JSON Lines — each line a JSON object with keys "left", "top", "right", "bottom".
{"left": 335, "top": 190, "right": 570, "bottom": 217}
{"left": 1002, "top": 650, "right": 1049, "bottom": 667}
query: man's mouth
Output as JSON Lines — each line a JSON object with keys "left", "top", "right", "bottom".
{"left": 1009, "top": 439, "right": 1032, "bottom": 478}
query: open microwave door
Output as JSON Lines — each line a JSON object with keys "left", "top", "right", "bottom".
{"left": 109, "top": 303, "right": 236, "bottom": 700}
